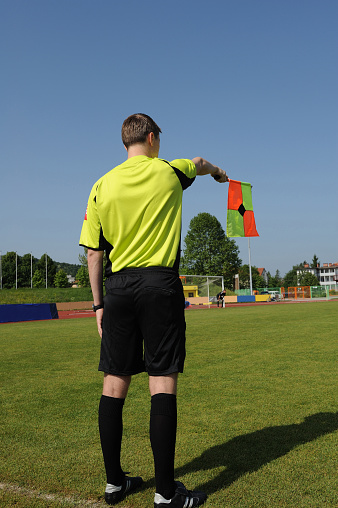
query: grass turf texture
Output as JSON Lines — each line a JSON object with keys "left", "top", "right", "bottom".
{"left": 0, "top": 288, "right": 93, "bottom": 305}
{"left": 0, "top": 303, "right": 337, "bottom": 507}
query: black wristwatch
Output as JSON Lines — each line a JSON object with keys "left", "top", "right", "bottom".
{"left": 92, "top": 304, "right": 104, "bottom": 312}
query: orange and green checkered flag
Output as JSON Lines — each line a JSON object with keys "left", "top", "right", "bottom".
{"left": 227, "top": 179, "right": 259, "bottom": 237}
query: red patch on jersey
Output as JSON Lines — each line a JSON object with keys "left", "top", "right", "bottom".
{"left": 84, "top": 205, "right": 88, "bottom": 220}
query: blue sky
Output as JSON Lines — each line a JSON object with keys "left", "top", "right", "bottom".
{"left": 1, "top": 0, "right": 337, "bottom": 276}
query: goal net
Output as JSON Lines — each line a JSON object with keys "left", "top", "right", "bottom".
{"left": 179, "top": 274, "right": 224, "bottom": 302}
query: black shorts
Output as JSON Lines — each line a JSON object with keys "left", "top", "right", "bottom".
{"left": 98, "top": 267, "right": 186, "bottom": 376}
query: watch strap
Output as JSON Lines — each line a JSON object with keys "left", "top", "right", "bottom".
{"left": 92, "top": 304, "right": 104, "bottom": 312}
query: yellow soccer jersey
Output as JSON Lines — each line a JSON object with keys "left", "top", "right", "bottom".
{"left": 79, "top": 156, "right": 196, "bottom": 274}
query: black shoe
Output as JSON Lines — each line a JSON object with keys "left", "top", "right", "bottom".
{"left": 104, "top": 475, "right": 143, "bottom": 505}
{"left": 154, "top": 481, "right": 207, "bottom": 507}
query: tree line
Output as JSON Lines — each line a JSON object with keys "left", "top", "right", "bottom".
{"left": 2, "top": 215, "right": 321, "bottom": 291}
{"left": 0, "top": 252, "right": 81, "bottom": 289}
{"left": 70, "top": 214, "right": 323, "bottom": 291}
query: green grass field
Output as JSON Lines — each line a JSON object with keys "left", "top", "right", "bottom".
{"left": 1, "top": 302, "right": 337, "bottom": 507}
{"left": 0, "top": 288, "right": 93, "bottom": 305}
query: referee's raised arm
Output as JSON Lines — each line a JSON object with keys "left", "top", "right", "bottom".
{"left": 192, "top": 157, "right": 229, "bottom": 182}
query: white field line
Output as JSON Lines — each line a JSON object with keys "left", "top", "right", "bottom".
{"left": 0, "top": 482, "right": 130, "bottom": 507}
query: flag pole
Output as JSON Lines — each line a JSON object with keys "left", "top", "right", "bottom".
{"left": 248, "top": 238, "right": 253, "bottom": 295}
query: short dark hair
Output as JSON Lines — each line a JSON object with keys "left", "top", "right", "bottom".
{"left": 121, "top": 113, "right": 162, "bottom": 148}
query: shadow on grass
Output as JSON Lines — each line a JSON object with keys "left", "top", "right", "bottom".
{"left": 173, "top": 412, "right": 338, "bottom": 494}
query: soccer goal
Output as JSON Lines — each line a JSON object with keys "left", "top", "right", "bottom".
{"left": 179, "top": 274, "right": 224, "bottom": 303}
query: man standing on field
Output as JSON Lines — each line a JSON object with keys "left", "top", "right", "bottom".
{"left": 79, "top": 113, "right": 228, "bottom": 507}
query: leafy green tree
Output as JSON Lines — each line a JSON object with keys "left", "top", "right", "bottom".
{"left": 76, "top": 266, "right": 90, "bottom": 287}
{"left": 222, "top": 243, "right": 242, "bottom": 290}
{"left": 298, "top": 271, "right": 319, "bottom": 286}
{"left": 283, "top": 268, "right": 298, "bottom": 288}
{"left": 311, "top": 254, "right": 319, "bottom": 269}
{"left": 32, "top": 269, "right": 45, "bottom": 288}
{"left": 37, "top": 254, "right": 57, "bottom": 288}
{"left": 19, "top": 253, "right": 36, "bottom": 287}
{"left": 2, "top": 251, "right": 16, "bottom": 288}
{"left": 79, "top": 247, "right": 88, "bottom": 268}
{"left": 54, "top": 269, "right": 69, "bottom": 288}
{"left": 282, "top": 261, "right": 309, "bottom": 289}
{"left": 1, "top": 252, "right": 39, "bottom": 288}
{"left": 180, "top": 213, "right": 241, "bottom": 289}
{"left": 239, "top": 264, "right": 265, "bottom": 290}
{"left": 268, "top": 269, "right": 282, "bottom": 288}
{"left": 56, "top": 262, "right": 81, "bottom": 278}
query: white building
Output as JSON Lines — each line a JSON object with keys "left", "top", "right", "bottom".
{"left": 297, "top": 263, "right": 338, "bottom": 290}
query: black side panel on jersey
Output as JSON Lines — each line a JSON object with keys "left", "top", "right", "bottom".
{"left": 161, "top": 160, "right": 195, "bottom": 190}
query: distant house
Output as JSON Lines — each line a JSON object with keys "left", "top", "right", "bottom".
{"left": 258, "top": 268, "right": 268, "bottom": 286}
{"left": 297, "top": 263, "right": 338, "bottom": 290}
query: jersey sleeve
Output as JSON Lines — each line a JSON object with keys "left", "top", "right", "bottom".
{"left": 79, "top": 180, "right": 104, "bottom": 250}
{"left": 169, "top": 159, "right": 196, "bottom": 190}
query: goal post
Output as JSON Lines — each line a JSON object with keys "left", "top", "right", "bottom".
{"left": 179, "top": 274, "right": 224, "bottom": 302}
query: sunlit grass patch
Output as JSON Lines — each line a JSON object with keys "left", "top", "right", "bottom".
{"left": 1, "top": 302, "right": 337, "bottom": 507}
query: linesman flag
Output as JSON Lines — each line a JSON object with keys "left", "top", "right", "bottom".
{"left": 227, "top": 179, "right": 259, "bottom": 237}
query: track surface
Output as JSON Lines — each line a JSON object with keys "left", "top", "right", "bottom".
{"left": 58, "top": 309, "right": 96, "bottom": 319}
{"left": 1, "top": 299, "right": 336, "bottom": 324}
{"left": 58, "top": 298, "right": 337, "bottom": 319}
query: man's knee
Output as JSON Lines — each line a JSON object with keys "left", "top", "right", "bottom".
{"left": 148, "top": 373, "right": 178, "bottom": 396}
{"left": 102, "top": 373, "right": 131, "bottom": 398}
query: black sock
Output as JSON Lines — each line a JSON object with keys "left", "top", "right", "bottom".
{"left": 150, "top": 393, "right": 177, "bottom": 499}
{"left": 98, "top": 395, "right": 125, "bottom": 486}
